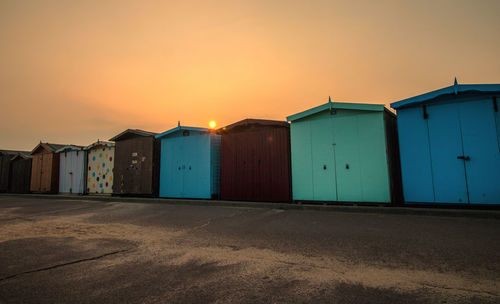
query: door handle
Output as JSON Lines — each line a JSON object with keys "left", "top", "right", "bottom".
{"left": 457, "top": 156, "right": 470, "bottom": 160}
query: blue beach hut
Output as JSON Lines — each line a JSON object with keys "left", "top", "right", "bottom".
{"left": 155, "top": 124, "right": 221, "bottom": 199}
{"left": 391, "top": 80, "right": 500, "bottom": 205}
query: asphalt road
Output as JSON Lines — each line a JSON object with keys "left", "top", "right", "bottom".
{"left": 0, "top": 196, "right": 499, "bottom": 303}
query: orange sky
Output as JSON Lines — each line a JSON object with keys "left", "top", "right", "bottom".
{"left": 1, "top": 0, "right": 499, "bottom": 150}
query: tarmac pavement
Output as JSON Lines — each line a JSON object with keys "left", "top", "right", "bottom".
{"left": 0, "top": 195, "right": 499, "bottom": 303}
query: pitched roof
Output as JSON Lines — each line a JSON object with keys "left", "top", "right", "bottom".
{"left": 10, "top": 153, "right": 32, "bottom": 161}
{"left": 287, "top": 101, "right": 385, "bottom": 122}
{"left": 31, "top": 142, "right": 70, "bottom": 155}
{"left": 84, "top": 140, "right": 115, "bottom": 151}
{"left": 391, "top": 82, "right": 500, "bottom": 109}
{"left": 109, "top": 129, "right": 158, "bottom": 141}
{"left": 155, "top": 125, "right": 210, "bottom": 139}
{"left": 55, "top": 145, "right": 85, "bottom": 153}
{"left": 0, "top": 149, "right": 30, "bottom": 156}
{"left": 218, "top": 119, "right": 289, "bottom": 133}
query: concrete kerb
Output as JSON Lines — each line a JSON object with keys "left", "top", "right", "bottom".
{"left": 1, "top": 193, "right": 499, "bottom": 219}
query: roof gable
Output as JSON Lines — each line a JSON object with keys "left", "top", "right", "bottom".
{"left": 55, "top": 145, "right": 85, "bottom": 153}
{"left": 109, "top": 129, "right": 158, "bottom": 141}
{"left": 390, "top": 82, "right": 500, "bottom": 109}
{"left": 31, "top": 142, "right": 69, "bottom": 155}
{"left": 218, "top": 119, "right": 289, "bottom": 133}
{"left": 287, "top": 102, "right": 385, "bottom": 122}
{"left": 10, "top": 153, "right": 32, "bottom": 161}
{"left": 0, "top": 149, "right": 30, "bottom": 156}
{"left": 84, "top": 140, "right": 115, "bottom": 151}
{"left": 155, "top": 125, "right": 210, "bottom": 139}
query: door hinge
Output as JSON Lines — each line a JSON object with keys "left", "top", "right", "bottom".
{"left": 422, "top": 105, "right": 428, "bottom": 119}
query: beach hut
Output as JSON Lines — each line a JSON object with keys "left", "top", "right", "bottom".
{"left": 0, "top": 150, "right": 30, "bottom": 192}
{"left": 55, "top": 145, "right": 86, "bottom": 194}
{"left": 155, "top": 124, "right": 221, "bottom": 199}
{"left": 84, "top": 140, "right": 115, "bottom": 195}
{"left": 391, "top": 80, "right": 500, "bottom": 205}
{"left": 218, "top": 119, "right": 291, "bottom": 202}
{"left": 287, "top": 100, "right": 402, "bottom": 203}
{"left": 110, "top": 129, "right": 160, "bottom": 196}
{"left": 9, "top": 153, "right": 32, "bottom": 193}
{"left": 30, "top": 142, "right": 67, "bottom": 193}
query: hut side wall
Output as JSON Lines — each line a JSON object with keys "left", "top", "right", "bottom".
{"left": 0, "top": 155, "right": 11, "bottom": 192}
{"left": 59, "top": 150, "right": 86, "bottom": 194}
{"left": 87, "top": 145, "right": 115, "bottom": 194}
{"left": 383, "top": 111, "right": 403, "bottom": 203}
{"left": 210, "top": 133, "right": 221, "bottom": 198}
{"left": 220, "top": 125, "right": 291, "bottom": 202}
{"left": 113, "top": 136, "right": 156, "bottom": 196}
{"left": 9, "top": 158, "right": 32, "bottom": 193}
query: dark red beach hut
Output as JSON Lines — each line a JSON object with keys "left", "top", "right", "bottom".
{"left": 218, "top": 119, "right": 291, "bottom": 202}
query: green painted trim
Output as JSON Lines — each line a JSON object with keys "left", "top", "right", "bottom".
{"left": 287, "top": 102, "right": 385, "bottom": 122}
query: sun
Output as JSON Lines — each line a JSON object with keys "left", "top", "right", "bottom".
{"left": 209, "top": 121, "right": 216, "bottom": 129}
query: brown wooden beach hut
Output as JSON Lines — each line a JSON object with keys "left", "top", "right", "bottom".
{"left": 110, "top": 129, "right": 160, "bottom": 196}
{"left": 30, "top": 142, "right": 67, "bottom": 193}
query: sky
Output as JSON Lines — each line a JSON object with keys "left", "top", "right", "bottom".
{"left": 1, "top": 0, "right": 499, "bottom": 150}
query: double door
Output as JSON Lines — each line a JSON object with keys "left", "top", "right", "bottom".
{"left": 60, "top": 151, "right": 84, "bottom": 194}
{"left": 163, "top": 135, "right": 209, "bottom": 198}
{"left": 30, "top": 153, "right": 53, "bottom": 192}
{"left": 427, "top": 99, "right": 500, "bottom": 204}
{"left": 308, "top": 113, "right": 365, "bottom": 202}
{"left": 307, "top": 111, "right": 389, "bottom": 202}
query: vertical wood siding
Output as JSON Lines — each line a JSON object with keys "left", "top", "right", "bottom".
{"left": 9, "top": 158, "right": 31, "bottom": 193}
{"left": 0, "top": 155, "right": 11, "bottom": 192}
{"left": 113, "top": 136, "right": 159, "bottom": 196}
{"left": 30, "top": 151, "right": 59, "bottom": 193}
{"left": 220, "top": 124, "right": 291, "bottom": 202}
{"left": 59, "top": 150, "right": 86, "bottom": 194}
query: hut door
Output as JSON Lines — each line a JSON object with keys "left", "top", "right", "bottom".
{"left": 41, "top": 153, "right": 53, "bottom": 192}
{"left": 163, "top": 137, "right": 183, "bottom": 198}
{"left": 332, "top": 115, "right": 362, "bottom": 202}
{"left": 459, "top": 99, "right": 500, "bottom": 204}
{"left": 310, "top": 114, "right": 337, "bottom": 201}
{"left": 30, "top": 154, "right": 43, "bottom": 192}
{"left": 427, "top": 103, "right": 469, "bottom": 203}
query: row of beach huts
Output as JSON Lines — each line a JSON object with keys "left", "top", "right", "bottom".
{"left": 1, "top": 80, "right": 499, "bottom": 205}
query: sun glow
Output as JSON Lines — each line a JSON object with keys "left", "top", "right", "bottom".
{"left": 209, "top": 121, "right": 216, "bottom": 129}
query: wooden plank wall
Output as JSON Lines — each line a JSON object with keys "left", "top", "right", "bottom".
{"left": 10, "top": 158, "right": 32, "bottom": 193}
{"left": 220, "top": 125, "right": 291, "bottom": 202}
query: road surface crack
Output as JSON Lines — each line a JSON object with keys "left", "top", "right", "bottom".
{"left": 0, "top": 249, "right": 131, "bottom": 282}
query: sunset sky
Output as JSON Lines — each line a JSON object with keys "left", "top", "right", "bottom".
{"left": 1, "top": 0, "right": 499, "bottom": 150}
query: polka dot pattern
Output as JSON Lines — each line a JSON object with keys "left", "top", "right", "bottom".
{"left": 87, "top": 144, "right": 115, "bottom": 194}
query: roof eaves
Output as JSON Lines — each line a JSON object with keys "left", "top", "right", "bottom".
{"left": 287, "top": 102, "right": 384, "bottom": 122}
{"left": 155, "top": 126, "right": 209, "bottom": 139}
{"left": 390, "top": 83, "right": 500, "bottom": 109}
{"left": 55, "top": 145, "right": 85, "bottom": 153}
{"left": 84, "top": 140, "right": 115, "bottom": 151}
{"left": 109, "top": 129, "right": 158, "bottom": 141}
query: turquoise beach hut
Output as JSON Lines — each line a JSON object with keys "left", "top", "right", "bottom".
{"left": 391, "top": 80, "right": 500, "bottom": 205}
{"left": 155, "top": 124, "right": 221, "bottom": 199}
{"left": 287, "top": 100, "right": 402, "bottom": 203}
